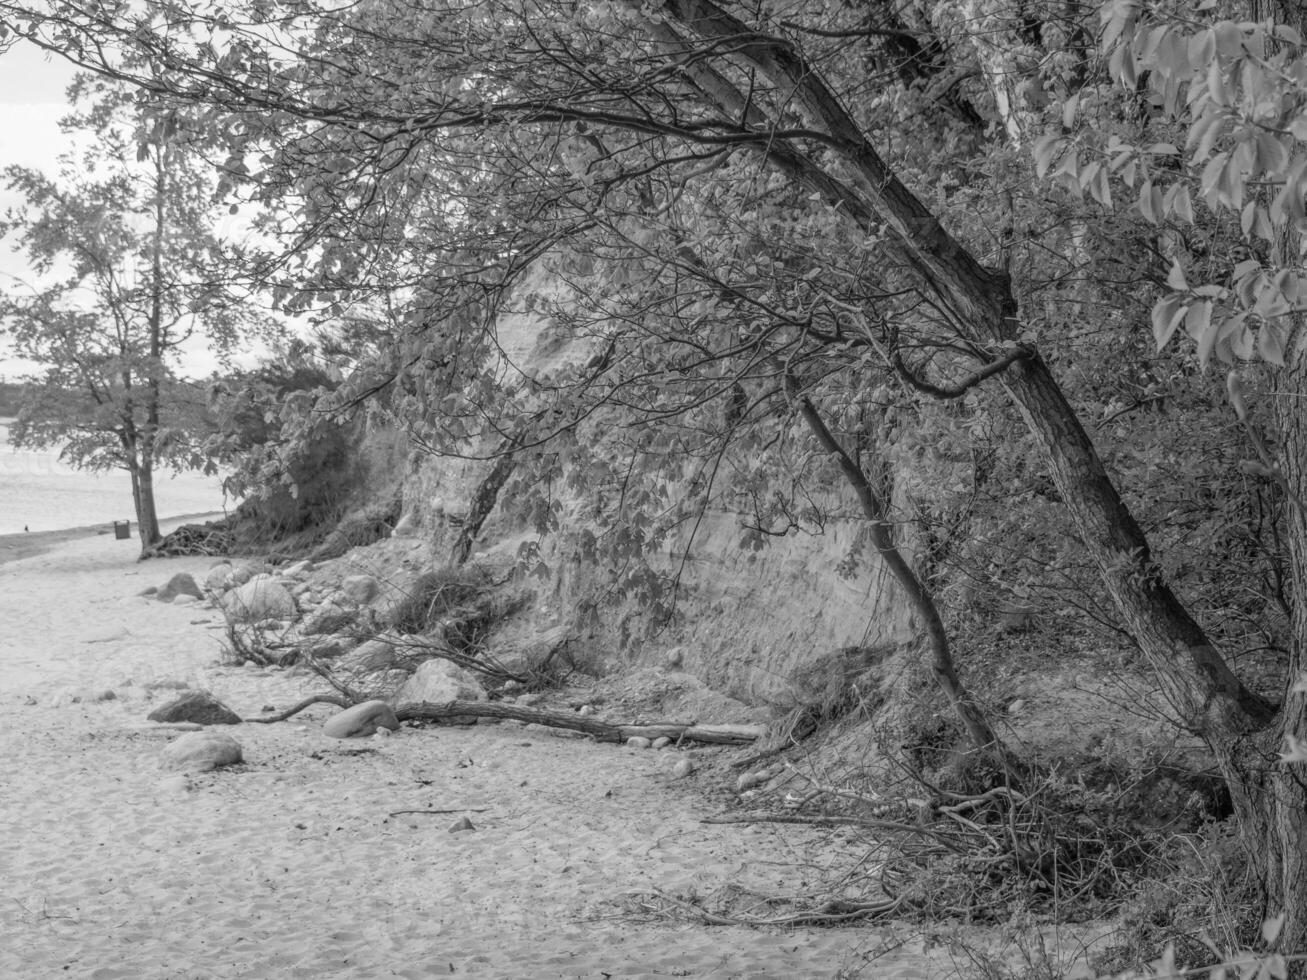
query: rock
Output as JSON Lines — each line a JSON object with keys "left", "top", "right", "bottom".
{"left": 302, "top": 635, "right": 355, "bottom": 660}
{"left": 323, "top": 700, "right": 400, "bottom": 738}
{"left": 652, "top": 736, "right": 671, "bottom": 749}
{"left": 283, "top": 559, "right": 314, "bottom": 578}
{"left": 302, "top": 601, "right": 356, "bottom": 636}
{"left": 577, "top": 704, "right": 595, "bottom": 716}
{"left": 448, "top": 816, "right": 476, "bottom": 833}
{"left": 672, "top": 758, "right": 694, "bottom": 779}
{"left": 626, "top": 736, "right": 652, "bottom": 749}
{"left": 140, "top": 586, "right": 159, "bottom": 597}
{"left": 1007, "top": 699, "right": 1027, "bottom": 716}
{"left": 665, "top": 646, "right": 685, "bottom": 668}
{"left": 736, "top": 769, "right": 773, "bottom": 792}
{"left": 341, "top": 574, "right": 380, "bottom": 604}
{"left": 220, "top": 575, "right": 297, "bottom": 623}
{"left": 159, "top": 730, "right": 243, "bottom": 773}
{"left": 157, "top": 572, "right": 203, "bottom": 603}
{"left": 204, "top": 564, "right": 233, "bottom": 592}
{"left": 395, "top": 658, "right": 487, "bottom": 705}
{"left": 228, "top": 564, "right": 255, "bottom": 587}
{"left": 148, "top": 690, "right": 243, "bottom": 726}
{"left": 336, "top": 638, "right": 398, "bottom": 673}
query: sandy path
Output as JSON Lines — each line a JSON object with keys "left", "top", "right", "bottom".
{"left": 0, "top": 531, "right": 953, "bottom": 979}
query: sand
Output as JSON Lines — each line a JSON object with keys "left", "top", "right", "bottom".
{"left": 0, "top": 527, "right": 973, "bottom": 979}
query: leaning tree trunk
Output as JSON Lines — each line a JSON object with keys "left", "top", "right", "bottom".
{"left": 790, "top": 384, "right": 1002, "bottom": 756}
{"left": 1261, "top": 335, "right": 1307, "bottom": 958}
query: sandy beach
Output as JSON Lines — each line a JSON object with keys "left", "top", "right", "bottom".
{"left": 0, "top": 526, "right": 1024, "bottom": 979}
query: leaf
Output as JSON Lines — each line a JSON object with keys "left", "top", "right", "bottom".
{"left": 1061, "top": 93, "right": 1079, "bottom": 130}
{"left": 1263, "top": 913, "right": 1287, "bottom": 944}
{"left": 1152, "top": 295, "right": 1187, "bottom": 349}
{"left": 1259, "top": 321, "right": 1288, "bottom": 365}
{"left": 1166, "top": 259, "right": 1189, "bottom": 291}
{"left": 1165, "top": 182, "right": 1194, "bottom": 223}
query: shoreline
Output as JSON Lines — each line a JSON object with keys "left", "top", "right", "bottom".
{"left": 0, "top": 511, "right": 228, "bottom": 567}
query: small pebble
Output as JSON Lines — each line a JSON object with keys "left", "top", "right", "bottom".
{"left": 626, "top": 736, "right": 652, "bottom": 749}
{"left": 373, "top": 727, "right": 392, "bottom": 739}
{"left": 577, "top": 704, "right": 594, "bottom": 716}
{"left": 651, "top": 736, "right": 671, "bottom": 749}
{"left": 448, "top": 816, "right": 476, "bottom": 833}
{"left": 672, "top": 759, "right": 694, "bottom": 779}
{"left": 1007, "top": 699, "right": 1027, "bottom": 715}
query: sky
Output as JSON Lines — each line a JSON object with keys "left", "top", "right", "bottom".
{"left": 0, "top": 38, "right": 250, "bottom": 381}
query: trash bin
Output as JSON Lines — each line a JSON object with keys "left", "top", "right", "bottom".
{"left": 113, "top": 520, "right": 131, "bottom": 540}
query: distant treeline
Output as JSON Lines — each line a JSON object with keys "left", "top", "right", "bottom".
{"left": 0, "top": 382, "right": 27, "bottom": 417}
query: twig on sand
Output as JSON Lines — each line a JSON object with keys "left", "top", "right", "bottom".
{"left": 386, "top": 808, "right": 489, "bottom": 817}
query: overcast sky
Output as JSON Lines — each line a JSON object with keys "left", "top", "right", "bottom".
{"left": 0, "top": 40, "right": 78, "bottom": 380}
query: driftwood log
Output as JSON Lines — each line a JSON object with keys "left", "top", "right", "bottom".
{"left": 245, "top": 695, "right": 763, "bottom": 746}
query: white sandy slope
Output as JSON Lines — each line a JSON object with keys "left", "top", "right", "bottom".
{"left": 0, "top": 529, "right": 973, "bottom": 979}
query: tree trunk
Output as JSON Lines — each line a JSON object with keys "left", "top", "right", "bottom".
{"left": 136, "top": 452, "right": 162, "bottom": 549}
{"left": 1261, "top": 335, "right": 1307, "bottom": 958}
{"left": 791, "top": 384, "right": 1002, "bottom": 755}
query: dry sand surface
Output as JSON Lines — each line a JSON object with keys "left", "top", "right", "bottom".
{"left": 0, "top": 527, "right": 979, "bottom": 979}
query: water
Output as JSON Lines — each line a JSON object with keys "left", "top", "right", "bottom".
{"left": 0, "top": 418, "right": 232, "bottom": 534}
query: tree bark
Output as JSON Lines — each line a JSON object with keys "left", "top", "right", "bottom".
{"left": 1262, "top": 335, "right": 1307, "bottom": 958}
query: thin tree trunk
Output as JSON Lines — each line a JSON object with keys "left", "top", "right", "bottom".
{"left": 790, "top": 381, "right": 1002, "bottom": 755}
{"left": 452, "top": 443, "right": 519, "bottom": 566}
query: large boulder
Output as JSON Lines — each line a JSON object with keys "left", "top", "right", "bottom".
{"left": 395, "top": 658, "right": 486, "bottom": 705}
{"left": 148, "top": 690, "right": 243, "bottom": 726}
{"left": 323, "top": 700, "right": 400, "bottom": 738}
{"left": 157, "top": 572, "right": 203, "bottom": 603}
{"left": 341, "top": 575, "right": 380, "bottom": 604}
{"left": 159, "top": 730, "right": 243, "bottom": 772}
{"left": 221, "top": 574, "right": 297, "bottom": 623}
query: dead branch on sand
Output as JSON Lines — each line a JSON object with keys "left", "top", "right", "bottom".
{"left": 243, "top": 694, "right": 764, "bottom": 746}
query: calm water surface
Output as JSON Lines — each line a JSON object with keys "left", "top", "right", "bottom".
{"left": 0, "top": 418, "right": 231, "bottom": 534}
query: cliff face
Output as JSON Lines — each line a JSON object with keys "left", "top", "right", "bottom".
{"left": 392, "top": 276, "right": 917, "bottom": 706}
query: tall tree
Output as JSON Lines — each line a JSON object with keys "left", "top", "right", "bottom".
{"left": 0, "top": 75, "right": 270, "bottom": 549}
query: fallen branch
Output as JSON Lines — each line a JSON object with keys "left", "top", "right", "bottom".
{"left": 386, "top": 808, "right": 489, "bottom": 817}
{"left": 397, "top": 700, "right": 765, "bottom": 745}
{"left": 241, "top": 694, "right": 764, "bottom": 745}
{"left": 244, "top": 694, "right": 351, "bottom": 723}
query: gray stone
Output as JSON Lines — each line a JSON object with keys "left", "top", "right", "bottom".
{"left": 322, "top": 700, "right": 400, "bottom": 738}
{"left": 148, "top": 690, "right": 243, "bottom": 726}
{"left": 220, "top": 574, "right": 297, "bottom": 623}
{"left": 651, "top": 736, "right": 671, "bottom": 749}
{"left": 158, "top": 572, "right": 203, "bottom": 603}
{"left": 395, "top": 658, "right": 486, "bottom": 705}
{"left": 626, "top": 736, "right": 652, "bottom": 749}
{"left": 336, "top": 638, "right": 398, "bottom": 673}
{"left": 159, "top": 730, "right": 243, "bottom": 773}
{"left": 302, "top": 601, "right": 356, "bottom": 637}
{"left": 448, "top": 816, "right": 476, "bottom": 833}
{"left": 672, "top": 758, "right": 694, "bottom": 779}
{"left": 341, "top": 575, "right": 380, "bottom": 604}
{"left": 204, "top": 564, "right": 233, "bottom": 592}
